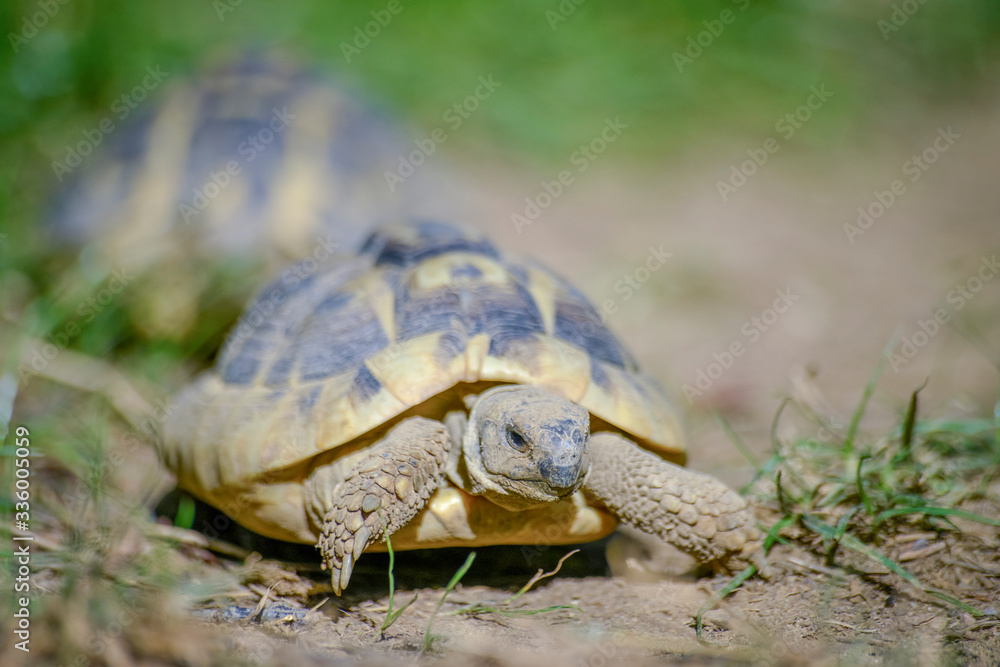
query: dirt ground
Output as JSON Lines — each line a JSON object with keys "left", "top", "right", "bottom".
{"left": 8, "top": 92, "right": 1000, "bottom": 666}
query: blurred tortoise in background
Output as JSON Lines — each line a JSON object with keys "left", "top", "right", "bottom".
{"left": 47, "top": 53, "right": 456, "bottom": 340}
{"left": 160, "top": 222, "right": 762, "bottom": 593}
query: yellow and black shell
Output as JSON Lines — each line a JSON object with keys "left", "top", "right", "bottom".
{"left": 47, "top": 53, "right": 449, "bottom": 267}
{"left": 46, "top": 54, "right": 453, "bottom": 339}
{"left": 163, "top": 222, "right": 685, "bottom": 534}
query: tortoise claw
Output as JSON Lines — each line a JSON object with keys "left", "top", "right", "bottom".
{"left": 327, "top": 539, "right": 361, "bottom": 595}
{"left": 320, "top": 497, "right": 382, "bottom": 595}
{"left": 339, "top": 553, "right": 354, "bottom": 593}
{"left": 330, "top": 567, "right": 342, "bottom": 596}
{"left": 315, "top": 417, "right": 449, "bottom": 594}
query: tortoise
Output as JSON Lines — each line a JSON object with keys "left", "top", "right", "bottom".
{"left": 47, "top": 53, "right": 454, "bottom": 337}
{"left": 160, "top": 222, "right": 762, "bottom": 593}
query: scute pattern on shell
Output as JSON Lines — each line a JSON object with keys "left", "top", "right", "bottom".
{"left": 163, "top": 222, "right": 684, "bottom": 497}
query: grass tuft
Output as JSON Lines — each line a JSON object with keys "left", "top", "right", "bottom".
{"left": 416, "top": 549, "right": 581, "bottom": 652}
{"left": 446, "top": 548, "right": 581, "bottom": 618}
{"left": 707, "top": 351, "right": 1000, "bottom": 635}
{"left": 741, "top": 374, "right": 998, "bottom": 617}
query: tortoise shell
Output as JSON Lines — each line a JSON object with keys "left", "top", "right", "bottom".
{"left": 47, "top": 53, "right": 450, "bottom": 264}
{"left": 163, "top": 223, "right": 685, "bottom": 515}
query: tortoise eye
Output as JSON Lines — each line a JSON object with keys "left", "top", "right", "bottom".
{"left": 505, "top": 427, "right": 529, "bottom": 452}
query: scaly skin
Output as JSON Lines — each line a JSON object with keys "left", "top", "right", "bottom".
{"left": 317, "top": 408, "right": 764, "bottom": 594}
{"left": 317, "top": 417, "right": 449, "bottom": 594}
{"left": 583, "top": 432, "right": 763, "bottom": 573}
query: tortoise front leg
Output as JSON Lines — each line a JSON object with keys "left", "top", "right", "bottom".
{"left": 315, "top": 416, "right": 450, "bottom": 594}
{"left": 582, "top": 432, "right": 763, "bottom": 574}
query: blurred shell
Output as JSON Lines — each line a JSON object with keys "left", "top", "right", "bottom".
{"left": 48, "top": 53, "right": 457, "bottom": 337}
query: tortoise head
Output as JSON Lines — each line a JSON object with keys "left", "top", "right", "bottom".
{"left": 456, "top": 385, "right": 591, "bottom": 510}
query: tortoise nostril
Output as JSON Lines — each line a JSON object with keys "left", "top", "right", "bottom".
{"left": 554, "top": 449, "right": 580, "bottom": 466}
{"left": 538, "top": 457, "right": 583, "bottom": 492}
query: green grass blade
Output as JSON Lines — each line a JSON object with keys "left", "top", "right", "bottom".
{"left": 385, "top": 595, "right": 418, "bottom": 629}
{"left": 826, "top": 505, "right": 861, "bottom": 565}
{"left": 843, "top": 337, "right": 896, "bottom": 454}
{"left": 380, "top": 529, "right": 418, "bottom": 633}
{"left": 802, "top": 514, "right": 984, "bottom": 617}
{"left": 832, "top": 506, "right": 860, "bottom": 543}
{"left": 855, "top": 455, "right": 873, "bottom": 516}
{"left": 382, "top": 528, "right": 397, "bottom": 630}
{"left": 803, "top": 514, "right": 919, "bottom": 580}
{"left": 876, "top": 506, "right": 1000, "bottom": 528}
{"left": 173, "top": 493, "right": 196, "bottom": 530}
{"left": 775, "top": 471, "right": 791, "bottom": 515}
{"left": 444, "top": 552, "right": 476, "bottom": 592}
{"left": 805, "top": 514, "right": 927, "bottom": 591}
{"left": 769, "top": 397, "right": 791, "bottom": 456}
{"left": 423, "top": 551, "right": 476, "bottom": 651}
{"left": 695, "top": 564, "right": 757, "bottom": 642}
{"left": 762, "top": 515, "right": 796, "bottom": 552}
{"left": 900, "top": 378, "right": 928, "bottom": 454}
{"left": 766, "top": 399, "right": 812, "bottom": 493}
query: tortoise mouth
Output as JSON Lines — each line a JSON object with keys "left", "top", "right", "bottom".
{"left": 494, "top": 448, "right": 588, "bottom": 497}
{"left": 482, "top": 461, "right": 585, "bottom": 505}
{"left": 482, "top": 480, "right": 567, "bottom": 511}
